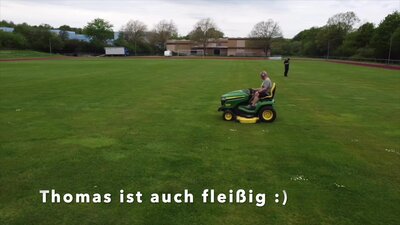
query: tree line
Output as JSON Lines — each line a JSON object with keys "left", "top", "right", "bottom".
{"left": 0, "top": 10, "right": 399, "bottom": 60}
{"left": 280, "top": 11, "right": 400, "bottom": 60}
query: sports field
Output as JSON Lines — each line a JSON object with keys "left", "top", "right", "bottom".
{"left": 0, "top": 50, "right": 60, "bottom": 59}
{"left": 0, "top": 57, "right": 399, "bottom": 225}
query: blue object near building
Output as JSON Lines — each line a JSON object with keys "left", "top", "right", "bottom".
{"left": 50, "top": 29, "right": 91, "bottom": 42}
{"left": 0, "top": 27, "right": 15, "bottom": 32}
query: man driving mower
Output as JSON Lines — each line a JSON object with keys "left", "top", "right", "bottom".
{"left": 246, "top": 71, "right": 273, "bottom": 109}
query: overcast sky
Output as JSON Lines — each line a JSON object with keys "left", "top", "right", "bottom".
{"left": 0, "top": 0, "right": 399, "bottom": 38}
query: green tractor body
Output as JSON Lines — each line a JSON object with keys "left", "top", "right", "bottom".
{"left": 218, "top": 83, "right": 277, "bottom": 122}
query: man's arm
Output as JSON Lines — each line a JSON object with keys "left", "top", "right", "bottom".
{"left": 256, "top": 87, "right": 267, "bottom": 93}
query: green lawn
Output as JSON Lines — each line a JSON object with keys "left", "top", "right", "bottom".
{"left": 0, "top": 50, "right": 59, "bottom": 59}
{"left": 0, "top": 58, "right": 399, "bottom": 225}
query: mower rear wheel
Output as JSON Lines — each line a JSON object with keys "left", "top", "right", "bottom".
{"left": 223, "top": 110, "right": 236, "bottom": 121}
{"left": 258, "top": 106, "right": 276, "bottom": 122}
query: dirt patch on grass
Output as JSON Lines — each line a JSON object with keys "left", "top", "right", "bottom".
{"left": 2, "top": 55, "right": 399, "bottom": 71}
{"left": 326, "top": 60, "right": 400, "bottom": 70}
{"left": 0, "top": 56, "right": 72, "bottom": 62}
{"left": 0, "top": 55, "right": 269, "bottom": 62}
{"left": 53, "top": 55, "right": 269, "bottom": 61}
{"left": 131, "top": 56, "right": 269, "bottom": 61}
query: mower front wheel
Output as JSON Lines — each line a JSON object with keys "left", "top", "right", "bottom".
{"left": 222, "top": 110, "right": 236, "bottom": 121}
{"left": 259, "top": 106, "right": 276, "bottom": 122}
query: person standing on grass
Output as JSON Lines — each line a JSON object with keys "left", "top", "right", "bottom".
{"left": 284, "top": 58, "right": 290, "bottom": 77}
{"left": 246, "top": 71, "right": 272, "bottom": 110}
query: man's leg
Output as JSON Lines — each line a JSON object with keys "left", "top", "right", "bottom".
{"left": 251, "top": 92, "right": 259, "bottom": 106}
{"left": 284, "top": 67, "right": 288, "bottom": 76}
{"left": 248, "top": 88, "right": 259, "bottom": 104}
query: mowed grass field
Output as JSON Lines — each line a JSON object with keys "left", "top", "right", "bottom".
{"left": 0, "top": 57, "right": 399, "bottom": 225}
{"left": 0, "top": 50, "right": 59, "bottom": 59}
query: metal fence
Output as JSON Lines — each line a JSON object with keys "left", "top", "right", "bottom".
{"left": 314, "top": 56, "right": 400, "bottom": 65}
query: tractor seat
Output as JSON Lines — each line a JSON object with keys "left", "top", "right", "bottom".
{"left": 260, "top": 83, "right": 276, "bottom": 101}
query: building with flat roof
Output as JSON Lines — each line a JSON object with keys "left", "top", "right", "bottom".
{"left": 166, "top": 38, "right": 269, "bottom": 57}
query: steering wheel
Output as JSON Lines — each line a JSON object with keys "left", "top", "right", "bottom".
{"left": 248, "top": 88, "right": 256, "bottom": 95}
{"left": 247, "top": 88, "right": 256, "bottom": 103}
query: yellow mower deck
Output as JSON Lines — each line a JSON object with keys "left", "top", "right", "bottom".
{"left": 236, "top": 116, "right": 259, "bottom": 124}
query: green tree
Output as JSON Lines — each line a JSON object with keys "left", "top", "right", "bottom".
{"left": 355, "top": 22, "right": 375, "bottom": 47}
{"left": 0, "top": 20, "right": 15, "bottom": 27}
{"left": 371, "top": 11, "right": 400, "bottom": 59}
{"left": 270, "top": 38, "right": 291, "bottom": 56}
{"left": 83, "top": 18, "right": 114, "bottom": 44}
{"left": 316, "top": 11, "right": 360, "bottom": 57}
{"left": 153, "top": 20, "right": 178, "bottom": 52}
{"left": 327, "top": 11, "right": 360, "bottom": 33}
{"left": 62, "top": 39, "right": 83, "bottom": 54}
{"left": 337, "top": 22, "right": 375, "bottom": 57}
{"left": 292, "top": 27, "right": 322, "bottom": 56}
{"left": 388, "top": 26, "right": 400, "bottom": 60}
{"left": 30, "top": 26, "right": 60, "bottom": 52}
{"left": 0, "top": 30, "right": 28, "bottom": 49}
{"left": 114, "top": 32, "right": 151, "bottom": 56}
{"left": 13, "top": 23, "right": 63, "bottom": 52}
{"left": 289, "top": 41, "right": 302, "bottom": 56}
{"left": 248, "top": 19, "right": 282, "bottom": 56}
{"left": 122, "top": 20, "right": 147, "bottom": 56}
{"left": 189, "top": 18, "right": 223, "bottom": 56}
{"left": 58, "top": 25, "right": 83, "bottom": 34}
{"left": 336, "top": 32, "right": 358, "bottom": 56}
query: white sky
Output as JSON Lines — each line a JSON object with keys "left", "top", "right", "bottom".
{"left": 0, "top": 0, "right": 399, "bottom": 38}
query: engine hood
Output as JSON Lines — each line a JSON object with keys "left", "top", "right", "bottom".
{"left": 221, "top": 89, "right": 249, "bottom": 100}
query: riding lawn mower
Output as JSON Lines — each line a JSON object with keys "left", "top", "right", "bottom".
{"left": 218, "top": 83, "right": 277, "bottom": 123}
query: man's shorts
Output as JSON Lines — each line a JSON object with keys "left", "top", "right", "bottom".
{"left": 259, "top": 91, "right": 269, "bottom": 98}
